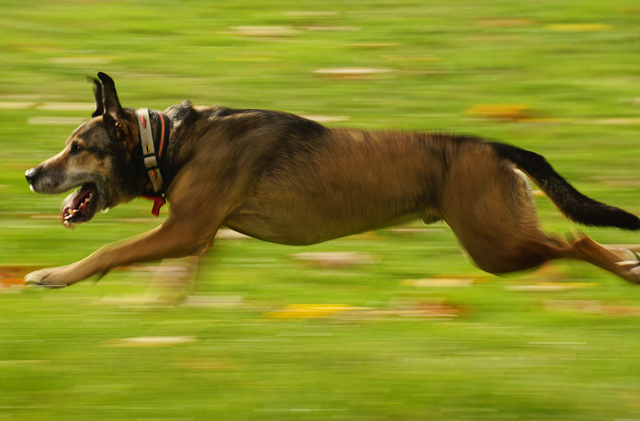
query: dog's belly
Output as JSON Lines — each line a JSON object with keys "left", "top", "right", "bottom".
{"left": 223, "top": 210, "right": 424, "bottom": 245}
{"left": 223, "top": 194, "right": 437, "bottom": 246}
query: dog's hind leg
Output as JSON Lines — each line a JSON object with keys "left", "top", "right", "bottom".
{"left": 440, "top": 151, "right": 554, "bottom": 274}
{"left": 449, "top": 211, "right": 640, "bottom": 283}
{"left": 440, "top": 149, "right": 640, "bottom": 283}
{"left": 558, "top": 235, "right": 640, "bottom": 284}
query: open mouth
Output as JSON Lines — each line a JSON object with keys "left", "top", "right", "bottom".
{"left": 61, "top": 183, "right": 98, "bottom": 228}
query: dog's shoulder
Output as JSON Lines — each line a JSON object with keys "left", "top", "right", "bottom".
{"left": 164, "top": 100, "right": 198, "bottom": 128}
{"left": 165, "top": 101, "right": 326, "bottom": 136}
{"left": 163, "top": 101, "right": 251, "bottom": 125}
{"left": 207, "top": 106, "right": 328, "bottom": 138}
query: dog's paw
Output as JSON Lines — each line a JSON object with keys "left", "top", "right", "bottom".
{"left": 25, "top": 268, "right": 70, "bottom": 288}
{"left": 615, "top": 252, "right": 640, "bottom": 284}
{"left": 628, "top": 264, "right": 640, "bottom": 285}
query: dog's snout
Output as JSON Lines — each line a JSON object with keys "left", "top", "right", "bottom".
{"left": 25, "top": 167, "right": 40, "bottom": 187}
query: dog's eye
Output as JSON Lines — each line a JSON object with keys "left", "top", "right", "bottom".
{"left": 70, "top": 143, "right": 85, "bottom": 155}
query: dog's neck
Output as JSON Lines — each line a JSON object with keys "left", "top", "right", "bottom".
{"left": 135, "top": 108, "right": 172, "bottom": 216}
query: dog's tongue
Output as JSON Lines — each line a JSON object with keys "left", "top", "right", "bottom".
{"left": 61, "top": 184, "right": 94, "bottom": 229}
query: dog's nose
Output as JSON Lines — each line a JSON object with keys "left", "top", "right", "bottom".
{"left": 25, "top": 167, "right": 40, "bottom": 186}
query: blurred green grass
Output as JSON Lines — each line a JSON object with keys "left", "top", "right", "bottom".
{"left": 2, "top": 0, "right": 640, "bottom": 419}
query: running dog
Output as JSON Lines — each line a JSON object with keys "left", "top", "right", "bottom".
{"left": 24, "top": 72, "right": 640, "bottom": 287}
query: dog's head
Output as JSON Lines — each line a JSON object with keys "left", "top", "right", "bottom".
{"left": 26, "top": 72, "right": 145, "bottom": 228}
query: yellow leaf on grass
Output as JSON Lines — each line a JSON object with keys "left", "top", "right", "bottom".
{"left": 266, "top": 304, "right": 358, "bottom": 319}
{"left": 547, "top": 23, "right": 611, "bottom": 32}
{"left": 465, "top": 104, "right": 531, "bottom": 121}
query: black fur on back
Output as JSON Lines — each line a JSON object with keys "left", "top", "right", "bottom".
{"left": 489, "top": 142, "right": 640, "bottom": 230}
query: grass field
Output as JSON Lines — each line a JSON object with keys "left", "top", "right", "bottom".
{"left": 2, "top": 1, "right": 640, "bottom": 419}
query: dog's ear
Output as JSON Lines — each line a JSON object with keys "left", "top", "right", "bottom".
{"left": 87, "top": 76, "right": 103, "bottom": 118}
{"left": 97, "top": 72, "right": 123, "bottom": 121}
{"left": 97, "top": 72, "right": 126, "bottom": 141}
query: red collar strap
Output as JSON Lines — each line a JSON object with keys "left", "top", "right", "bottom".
{"left": 144, "top": 195, "right": 167, "bottom": 217}
{"left": 136, "top": 108, "right": 170, "bottom": 216}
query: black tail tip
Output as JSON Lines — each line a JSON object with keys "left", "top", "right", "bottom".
{"left": 621, "top": 213, "right": 640, "bottom": 231}
{"left": 598, "top": 209, "right": 640, "bottom": 231}
{"left": 569, "top": 207, "right": 640, "bottom": 231}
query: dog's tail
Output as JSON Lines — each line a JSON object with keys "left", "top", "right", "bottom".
{"left": 489, "top": 141, "right": 640, "bottom": 230}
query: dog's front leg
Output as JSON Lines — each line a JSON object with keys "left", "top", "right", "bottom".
{"left": 140, "top": 255, "right": 201, "bottom": 304}
{"left": 25, "top": 216, "right": 220, "bottom": 288}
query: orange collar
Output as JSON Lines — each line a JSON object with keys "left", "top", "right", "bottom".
{"left": 136, "top": 108, "right": 170, "bottom": 216}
